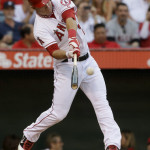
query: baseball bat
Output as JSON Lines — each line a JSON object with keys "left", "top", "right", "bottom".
{"left": 71, "top": 54, "right": 78, "bottom": 90}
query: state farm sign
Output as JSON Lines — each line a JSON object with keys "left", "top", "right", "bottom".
{"left": 0, "top": 51, "right": 53, "bottom": 69}
{"left": 1, "top": 49, "right": 150, "bottom": 70}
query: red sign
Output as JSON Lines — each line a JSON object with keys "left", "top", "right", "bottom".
{"left": 0, "top": 51, "right": 53, "bottom": 70}
{"left": 91, "top": 50, "right": 150, "bottom": 69}
{"left": 0, "top": 49, "right": 150, "bottom": 70}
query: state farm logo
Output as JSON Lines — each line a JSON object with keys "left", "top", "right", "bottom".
{"left": 0, "top": 52, "right": 53, "bottom": 69}
{"left": 147, "top": 59, "right": 150, "bottom": 67}
{"left": 0, "top": 52, "right": 12, "bottom": 68}
{"left": 13, "top": 52, "right": 52, "bottom": 68}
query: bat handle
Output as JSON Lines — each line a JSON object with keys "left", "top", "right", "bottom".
{"left": 74, "top": 54, "right": 77, "bottom": 66}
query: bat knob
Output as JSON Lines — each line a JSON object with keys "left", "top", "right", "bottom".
{"left": 71, "top": 84, "right": 78, "bottom": 90}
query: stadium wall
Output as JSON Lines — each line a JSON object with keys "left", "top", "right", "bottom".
{"left": 0, "top": 69, "right": 150, "bottom": 150}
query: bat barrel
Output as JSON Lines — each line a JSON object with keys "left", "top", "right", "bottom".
{"left": 71, "top": 58, "right": 78, "bottom": 90}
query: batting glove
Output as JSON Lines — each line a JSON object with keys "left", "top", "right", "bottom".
{"left": 66, "top": 48, "right": 80, "bottom": 58}
{"left": 68, "top": 29, "right": 80, "bottom": 58}
{"left": 69, "top": 37, "right": 80, "bottom": 47}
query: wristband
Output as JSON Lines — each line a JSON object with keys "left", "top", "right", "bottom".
{"left": 68, "top": 29, "right": 76, "bottom": 38}
{"left": 46, "top": 43, "right": 59, "bottom": 56}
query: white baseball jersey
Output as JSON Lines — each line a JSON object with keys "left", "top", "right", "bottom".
{"left": 23, "top": 1, "right": 121, "bottom": 148}
{"left": 34, "top": 0, "right": 89, "bottom": 65}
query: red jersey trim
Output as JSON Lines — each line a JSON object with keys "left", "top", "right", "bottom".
{"left": 45, "top": 41, "right": 57, "bottom": 48}
{"left": 46, "top": 43, "right": 59, "bottom": 56}
{"left": 62, "top": 8, "right": 76, "bottom": 22}
{"left": 37, "top": 13, "right": 56, "bottom": 19}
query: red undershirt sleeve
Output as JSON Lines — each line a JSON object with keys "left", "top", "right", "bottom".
{"left": 46, "top": 43, "right": 59, "bottom": 56}
{"left": 62, "top": 8, "right": 76, "bottom": 22}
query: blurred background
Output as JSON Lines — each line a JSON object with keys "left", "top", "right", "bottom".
{"left": 0, "top": 0, "right": 150, "bottom": 150}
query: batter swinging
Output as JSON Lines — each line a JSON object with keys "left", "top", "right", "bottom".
{"left": 18, "top": 0, "right": 121, "bottom": 149}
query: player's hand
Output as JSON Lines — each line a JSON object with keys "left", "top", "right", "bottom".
{"left": 69, "top": 37, "right": 80, "bottom": 57}
{"left": 66, "top": 48, "right": 80, "bottom": 58}
{"left": 73, "top": 48, "right": 80, "bottom": 57}
{"left": 69, "top": 37, "right": 80, "bottom": 48}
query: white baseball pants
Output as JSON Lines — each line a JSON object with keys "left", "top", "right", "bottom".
{"left": 24, "top": 55, "right": 121, "bottom": 149}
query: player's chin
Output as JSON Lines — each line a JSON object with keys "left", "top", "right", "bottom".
{"left": 46, "top": 10, "right": 52, "bottom": 14}
{"left": 45, "top": 7, "right": 52, "bottom": 14}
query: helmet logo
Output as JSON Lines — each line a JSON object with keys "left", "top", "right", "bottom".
{"left": 61, "top": 0, "right": 71, "bottom": 6}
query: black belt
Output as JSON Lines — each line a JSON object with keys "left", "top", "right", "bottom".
{"left": 62, "top": 53, "right": 89, "bottom": 63}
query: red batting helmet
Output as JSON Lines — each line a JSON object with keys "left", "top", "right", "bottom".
{"left": 28, "top": 0, "right": 49, "bottom": 8}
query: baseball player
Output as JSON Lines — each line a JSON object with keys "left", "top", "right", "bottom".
{"left": 18, "top": 0, "right": 121, "bottom": 150}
